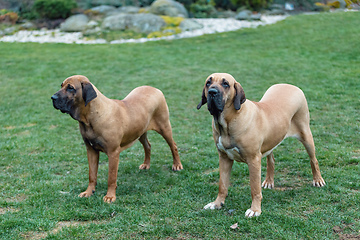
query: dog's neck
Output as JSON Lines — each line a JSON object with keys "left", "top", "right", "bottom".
{"left": 213, "top": 100, "right": 248, "bottom": 137}
{"left": 77, "top": 91, "right": 113, "bottom": 126}
{"left": 213, "top": 109, "right": 231, "bottom": 137}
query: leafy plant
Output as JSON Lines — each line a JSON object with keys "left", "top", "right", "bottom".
{"left": 32, "top": 0, "right": 77, "bottom": 19}
{"left": 160, "top": 16, "right": 184, "bottom": 27}
{"left": 231, "top": 0, "right": 270, "bottom": 11}
{"left": 147, "top": 26, "right": 182, "bottom": 38}
{"left": 190, "top": 0, "right": 218, "bottom": 18}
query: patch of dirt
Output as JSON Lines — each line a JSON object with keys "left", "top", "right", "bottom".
{"left": 166, "top": 234, "right": 203, "bottom": 240}
{"left": 0, "top": 207, "right": 19, "bottom": 214}
{"left": 333, "top": 225, "right": 360, "bottom": 240}
{"left": 21, "top": 231, "right": 47, "bottom": 240}
{"left": 21, "top": 220, "right": 108, "bottom": 239}
{"left": 4, "top": 123, "right": 36, "bottom": 130}
{"left": 339, "top": 234, "right": 360, "bottom": 240}
{"left": 6, "top": 193, "right": 27, "bottom": 203}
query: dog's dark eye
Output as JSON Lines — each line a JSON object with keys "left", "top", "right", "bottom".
{"left": 67, "top": 84, "right": 76, "bottom": 93}
{"left": 206, "top": 77, "right": 212, "bottom": 87}
{"left": 222, "top": 80, "right": 230, "bottom": 88}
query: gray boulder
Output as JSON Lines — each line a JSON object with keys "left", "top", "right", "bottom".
{"left": 102, "top": 13, "right": 128, "bottom": 30}
{"left": 338, "top": 0, "right": 347, "bottom": 8}
{"left": 60, "top": 14, "right": 89, "bottom": 32}
{"left": 267, "top": 9, "right": 286, "bottom": 15}
{"left": 251, "top": 13, "right": 262, "bottom": 20}
{"left": 150, "top": 0, "right": 189, "bottom": 17}
{"left": 102, "top": 13, "right": 166, "bottom": 34}
{"left": 3, "top": 26, "right": 16, "bottom": 35}
{"left": 118, "top": 6, "right": 141, "bottom": 13}
{"left": 84, "top": 27, "right": 102, "bottom": 35}
{"left": 91, "top": 5, "right": 117, "bottom": 13}
{"left": 235, "top": 10, "right": 252, "bottom": 20}
{"left": 86, "top": 20, "right": 99, "bottom": 28}
{"left": 218, "top": 10, "right": 237, "bottom": 18}
{"left": 179, "top": 19, "right": 203, "bottom": 31}
{"left": 89, "top": 0, "right": 122, "bottom": 7}
{"left": 129, "top": 13, "right": 166, "bottom": 34}
{"left": 20, "top": 21, "right": 36, "bottom": 30}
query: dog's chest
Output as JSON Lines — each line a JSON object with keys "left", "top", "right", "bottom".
{"left": 80, "top": 124, "right": 106, "bottom": 152}
{"left": 216, "top": 136, "right": 245, "bottom": 162}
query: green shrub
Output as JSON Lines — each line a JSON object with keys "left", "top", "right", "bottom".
{"left": 212, "top": 0, "right": 237, "bottom": 10}
{"left": 33, "top": 0, "right": 77, "bottom": 19}
{"left": 231, "top": 0, "right": 270, "bottom": 10}
{"left": 190, "top": 0, "right": 217, "bottom": 18}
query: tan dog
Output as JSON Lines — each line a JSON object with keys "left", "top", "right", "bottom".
{"left": 51, "top": 75, "right": 183, "bottom": 203}
{"left": 197, "top": 73, "right": 325, "bottom": 217}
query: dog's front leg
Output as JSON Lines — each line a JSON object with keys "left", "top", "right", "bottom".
{"left": 103, "top": 148, "right": 121, "bottom": 203}
{"left": 245, "top": 155, "right": 262, "bottom": 217}
{"left": 204, "top": 153, "right": 234, "bottom": 209}
{"left": 79, "top": 146, "right": 99, "bottom": 198}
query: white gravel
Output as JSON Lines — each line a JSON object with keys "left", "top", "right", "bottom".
{"left": 0, "top": 15, "right": 288, "bottom": 44}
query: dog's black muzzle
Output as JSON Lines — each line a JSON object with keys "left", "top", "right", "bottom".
{"left": 51, "top": 93, "right": 61, "bottom": 109}
{"left": 207, "top": 87, "right": 224, "bottom": 116}
{"left": 51, "top": 92, "right": 71, "bottom": 114}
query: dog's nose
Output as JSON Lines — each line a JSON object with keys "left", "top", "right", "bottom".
{"left": 208, "top": 88, "right": 218, "bottom": 96}
{"left": 51, "top": 94, "right": 58, "bottom": 101}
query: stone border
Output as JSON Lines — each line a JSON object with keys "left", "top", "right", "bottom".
{"left": 0, "top": 15, "right": 288, "bottom": 44}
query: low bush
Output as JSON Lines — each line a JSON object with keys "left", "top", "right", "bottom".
{"left": 190, "top": 0, "right": 217, "bottom": 18}
{"left": 32, "top": 0, "right": 77, "bottom": 19}
{"left": 231, "top": 0, "right": 270, "bottom": 11}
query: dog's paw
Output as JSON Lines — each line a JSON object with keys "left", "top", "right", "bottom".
{"left": 78, "top": 190, "right": 94, "bottom": 198}
{"left": 103, "top": 195, "right": 116, "bottom": 203}
{"left": 261, "top": 180, "right": 274, "bottom": 189}
{"left": 139, "top": 163, "right": 150, "bottom": 170}
{"left": 245, "top": 209, "right": 261, "bottom": 218}
{"left": 313, "top": 178, "right": 326, "bottom": 187}
{"left": 204, "top": 202, "right": 222, "bottom": 210}
{"left": 172, "top": 163, "right": 183, "bottom": 171}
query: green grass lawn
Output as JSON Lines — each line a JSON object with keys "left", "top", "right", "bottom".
{"left": 0, "top": 11, "right": 359, "bottom": 239}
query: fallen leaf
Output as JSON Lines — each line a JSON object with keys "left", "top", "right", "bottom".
{"left": 230, "top": 223, "right": 238, "bottom": 229}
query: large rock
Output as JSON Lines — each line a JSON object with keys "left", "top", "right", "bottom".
{"left": 179, "top": 19, "right": 203, "bottom": 31}
{"left": 235, "top": 10, "right": 252, "bottom": 20}
{"left": 150, "top": 0, "right": 189, "bottom": 17}
{"left": 118, "top": 6, "right": 141, "bottom": 13}
{"left": 102, "top": 13, "right": 128, "bottom": 30}
{"left": 91, "top": 5, "right": 117, "bottom": 14}
{"left": 60, "top": 14, "right": 89, "bottom": 32}
{"left": 130, "top": 13, "right": 166, "bottom": 34}
{"left": 88, "top": 0, "right": 122, "bottom": 7}
{"left": 20, "top": 21, "right": 36, "bottom": 30}
{"left": 102, "top": 13, "right": 166, "bottom": 34}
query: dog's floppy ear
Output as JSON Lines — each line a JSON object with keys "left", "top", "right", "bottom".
{"left": 197, "top": 88, "right": 207, "bottom": 110}
{"left": 234, "top": 82, "right": 246, "bottom": 110}
{"left": 82, "top": 82, "right": 97, "bottom": 106}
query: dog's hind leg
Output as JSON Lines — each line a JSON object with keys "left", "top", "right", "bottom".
{"left": 262, "top": 152, "right": 275, "bottom": 189}
{"left": 291, "top": 107, "right": 326, "bottom": 187}
{"left": 156, "top": 120, "right": 183, "bottom": 171}
{"left": 297, "top": 127, "right": 326, "bottom": 187}
{"left": 139, "top": 132, "right": 152, "bottom": 170}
